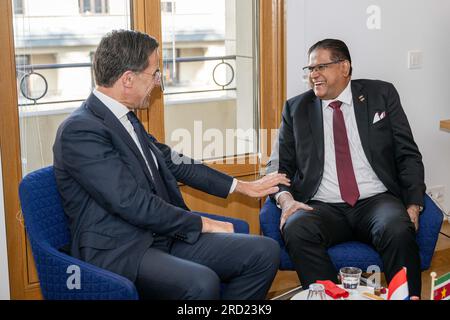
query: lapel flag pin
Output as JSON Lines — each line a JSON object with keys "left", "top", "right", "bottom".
{"left": 359, "top": 95, "right": 365, "bottom": 102}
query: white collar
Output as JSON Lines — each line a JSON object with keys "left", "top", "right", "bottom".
{"left": 322, "top": 80, "right": 353, "bottom": 109}
{"left": 93, "top": 89, "right": 130, "bottom": 120}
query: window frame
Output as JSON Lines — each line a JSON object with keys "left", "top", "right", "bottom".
{"left": 151, "top": 0, "right": 286, "bottom": 175}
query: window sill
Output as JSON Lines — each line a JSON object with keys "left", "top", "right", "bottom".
{"left": 18, "top": 91, "right": 237, "bottom": 117}
{"left": 18, "top": 101, "right": 80, "bottom": 118}
{"left": 164, "top": 90, "right": 236, "bottom": 106}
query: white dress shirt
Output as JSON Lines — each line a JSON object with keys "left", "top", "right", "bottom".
{"left": 312, "top": 81, "right": 387, "bottom": 203}
{"left": 93, "top": 89, "right": 158, "bottom": 176}
{"left": 276, "top": 81, "right": 387, "bottom": 204}
{"left": 92, "top": 89, "right": 237, "bottom": 194}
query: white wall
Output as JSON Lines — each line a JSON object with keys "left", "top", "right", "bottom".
{"left": 0, "top": 154, "right": 11, "bottom": 299}
{"left": 286, "top": 0, "right": 450, "bottom": 211}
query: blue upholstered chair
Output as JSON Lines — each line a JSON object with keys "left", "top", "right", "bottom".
{"left": 19, "top": 166, "right": 250, "bottom": 300}
{"left": 260, "top": 195, "right": 443, "bottom": 272}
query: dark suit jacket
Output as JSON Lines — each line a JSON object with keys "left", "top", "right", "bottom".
{"left": 273, "top": 79, "right": 425, "bottom": 207}
{"left": 53, "top": 93, "right": 233, "bottom": 281}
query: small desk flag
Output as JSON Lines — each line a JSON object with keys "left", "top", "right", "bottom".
{"left": 430, "top": 272, "right": 450, "bottom": 300}
{"left": 388, "top": 267, "right": 409, "bottom": 300}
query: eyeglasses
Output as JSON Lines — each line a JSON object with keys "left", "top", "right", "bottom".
{"left": 137, "top": 69, "right": 165, "bottom": 92}
{"left": 302, "top": 60, "right": 344, "bottom": 76}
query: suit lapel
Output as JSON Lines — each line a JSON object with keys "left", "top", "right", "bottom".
{"left": 147, "top": 141, "right": 175, "bottom": 184}
{"left": 146, "top": 134, "right": 188, "bottom": 208}
{"left": 308, "top": 96, "right": 325, "bottom": 166}
{"left": 351, "top": 81, "right": 373, "bottom": 164}
{"left": 86, "top": 94, "right": 156, "bottom": 188}
{"left": 130, "top": 121, "right": 174, "bottom": 189}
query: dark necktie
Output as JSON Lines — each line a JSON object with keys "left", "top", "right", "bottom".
{"left": 127, "top": 111, "right": 171, "bottom": 202}
{"left": 329, "top": 101, "right": 360, "bottom": 206}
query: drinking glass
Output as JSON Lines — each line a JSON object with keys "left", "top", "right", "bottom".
{"left": 339, "top": 267, "right": 362, "bottom": 294}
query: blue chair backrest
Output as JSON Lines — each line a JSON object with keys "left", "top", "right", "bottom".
{"left": 19, "top": 166, "right": 139, "bottom": 300}
{"left": 19, "top": 166, "right": 70, "bottom": 252}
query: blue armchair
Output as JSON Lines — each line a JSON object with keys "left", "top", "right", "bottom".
{"left": 260, "top": 195, "right": 443, "bottom": 272}
{"left": 19, "top": 166, "right": 249, "bottom": 300}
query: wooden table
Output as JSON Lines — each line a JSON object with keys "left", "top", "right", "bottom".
{"left": 441, "top": 120, "right": 450, "bottom": 131}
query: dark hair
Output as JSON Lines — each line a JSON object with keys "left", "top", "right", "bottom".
{"left": 308, "top": 39, "right": 352, "bottom": 76}
{"left": 93, "top": 29, "right": 159, "bottom": 87}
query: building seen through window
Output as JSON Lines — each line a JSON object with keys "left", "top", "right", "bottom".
{"left": 13, "top": 0, "right": 24, "bottom": 15}
{"left": 79, "top": 0, "right": 109, "bottom": 14}
{"left": 161, "top": 1, "right": 175, "bottom": 13}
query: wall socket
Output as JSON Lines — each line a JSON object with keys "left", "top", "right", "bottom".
{"left": 427, "top": 185, "right": 445, "bottom": 202}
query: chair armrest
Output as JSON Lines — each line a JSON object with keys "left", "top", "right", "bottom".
{"left": 196, "top": 212, "right": 250, "bottom": 234}
{"left": 417, "top": 194, "right": 444, "bottom": 270}
{"left": 29, "top": 239, "right": 138, "bottom": 300}
{"left": 259, "top": 197, "right": 283, "bottom": 243}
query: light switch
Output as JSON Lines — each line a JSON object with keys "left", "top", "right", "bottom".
{"left": 408, "top": 51, "right": 423, "bottom": 69}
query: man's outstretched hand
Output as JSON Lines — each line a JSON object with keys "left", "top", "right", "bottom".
{"left": 234, "top": 173, "right": 290, "bottom": 198}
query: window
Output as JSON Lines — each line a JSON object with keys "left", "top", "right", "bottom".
{"left": 13, "top": 0, "right": 130, "bottom": 174}
{"left": 161, "top": 1, "right": 175, "bottom": 14}
{"left": 79, "top": 0, "right": 109, "bottom": 14}
{"left": 162, "top": 0, "right": 259, "bottom": 160}
{"left": 13, "top": 0, "right": 24, "bottom": 15}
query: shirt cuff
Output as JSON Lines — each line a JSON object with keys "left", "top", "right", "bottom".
{"left": 274, "top": 191, "right": 292, "bottom": 209}
{"left": 229, "top": 178, "right": 238, "bottom": 194}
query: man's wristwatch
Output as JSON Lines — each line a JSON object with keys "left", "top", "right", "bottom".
{"left": 276, "top": 198, "right": 283, "bottom": 210}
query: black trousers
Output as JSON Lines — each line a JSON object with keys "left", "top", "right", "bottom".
{"left": 282, "top": 192, "right": 421, "bottom": 296}
{"left": 135, "top": 231, "right": 280, "bottom": 300}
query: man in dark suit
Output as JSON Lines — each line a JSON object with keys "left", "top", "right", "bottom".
{"left": 53, "top": 30, "right": 290, "bottom": 300}
{"left": 271, "top": 39, "right": 425, "bottom": 298}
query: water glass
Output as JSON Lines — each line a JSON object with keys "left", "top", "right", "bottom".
{"left": 306, "top": 283, "right": 327, "bottom": 300}
{"left": 339, "top": 267, "right": 362, "bottom": 294}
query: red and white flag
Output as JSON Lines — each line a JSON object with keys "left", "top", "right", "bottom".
{"left": 388, "top": 267, "right": 409, "bottom": 300}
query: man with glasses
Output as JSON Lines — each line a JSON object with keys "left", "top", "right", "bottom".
{"left": 53, "top": 29, "right": 290, "bottom": 300}
{"left": 269, "top": 39, "right": 425, "bottom": 299}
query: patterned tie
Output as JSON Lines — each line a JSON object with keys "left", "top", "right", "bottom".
{"left": 127, "top": 111, "right": 171, "bottom": 202}
{"left": 329, "top": 101, "right": 360, "bottom": 206}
